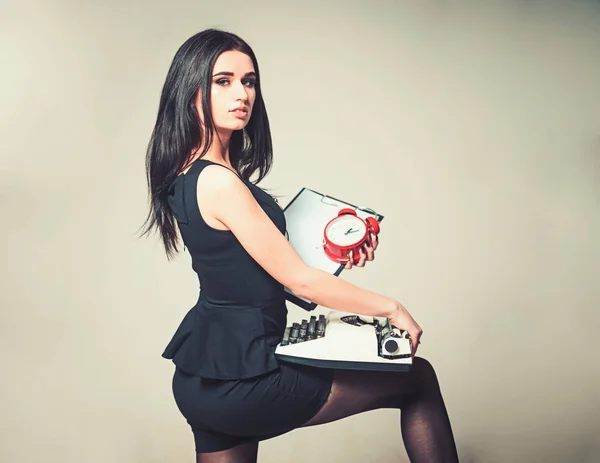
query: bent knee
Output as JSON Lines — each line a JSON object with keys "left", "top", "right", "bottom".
{"left": 411, "top": 356, "right": 440, "bottom": 389}
{"left": 413, "top": 356, "right": 435, "bottom": 374}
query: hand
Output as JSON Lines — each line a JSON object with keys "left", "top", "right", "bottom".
{"left": 344, "top": 233, "right": 379, "bottom": 270}
{"left": 389, "top": 302, "right": 423, "bottom": 358}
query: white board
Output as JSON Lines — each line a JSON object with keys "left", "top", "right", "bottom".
{"left": 282, "top": 188, "right": 384, "bottom": 311}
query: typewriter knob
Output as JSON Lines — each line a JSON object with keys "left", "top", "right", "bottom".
{"left": 384, "top": 339, "right": 398, "bottom": 354}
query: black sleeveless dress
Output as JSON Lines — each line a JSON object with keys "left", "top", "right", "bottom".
{"left": 162, "top": 159, "right": 333, "bottom": 453}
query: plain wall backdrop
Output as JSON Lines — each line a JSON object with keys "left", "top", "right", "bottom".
{"left": 1, "top": 0, "right": 599, "bottom": 462}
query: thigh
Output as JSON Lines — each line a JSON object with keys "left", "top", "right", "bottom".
{"left": 196, "top": 442, "right": 258, "bottom": 463}
{"left": 301, "top": 357, "right": 434, "bottom": 427}
{"left": 175, "top": 363, "right": 333, "bottom": 439}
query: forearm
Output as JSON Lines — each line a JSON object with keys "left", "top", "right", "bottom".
{"left": 292, "top": 267, "right": 400, "bottom": 319}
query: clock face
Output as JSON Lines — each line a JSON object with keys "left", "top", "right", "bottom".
{"left": 325, "top": 215, "right": 367, "bottom": 247}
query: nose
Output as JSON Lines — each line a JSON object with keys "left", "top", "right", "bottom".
{"left": 233, "top": 80, "right": 249, "bottom": 102}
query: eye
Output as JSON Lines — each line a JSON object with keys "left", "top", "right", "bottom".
{"left": 215, "top": 78, "right": 229, "bottom": 86}
{"left": 243, "top": 79, "right": 257, "bottom": 88}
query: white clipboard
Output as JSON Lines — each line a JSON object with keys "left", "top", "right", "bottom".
{"left": 282, "top": 188, "right": 384, "bottom": 311}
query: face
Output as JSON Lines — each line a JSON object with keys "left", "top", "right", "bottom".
{"left": 196, "top": 50, "right": 257, "bottom": 133}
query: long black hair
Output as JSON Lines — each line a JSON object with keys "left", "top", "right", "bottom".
{"left": 139, "top": 29, "right": 273, "bottom": 259}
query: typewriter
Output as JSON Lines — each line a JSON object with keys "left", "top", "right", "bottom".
{"left": 274, "top": 311, "right": 412, "bottom": 372}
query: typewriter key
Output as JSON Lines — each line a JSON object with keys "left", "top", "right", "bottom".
{"left": 290, "top": 322, "right": 300, "bottom": 343}
{"left": 281, "top": 327, "right": 291, "bottom": 346}
{"left": 300, "top": 319, "right": 308, "bottom": 341}
{"left": 308, "top": 316, "right": 317, "bottom": 339}
{"left": 317, "top": 315, "right": 326, "bottom": 337}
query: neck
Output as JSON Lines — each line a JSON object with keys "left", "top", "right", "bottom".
{"left": 193, "top": 128, "right": 234, "bottom": 168}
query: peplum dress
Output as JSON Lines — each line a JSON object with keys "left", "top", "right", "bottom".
{"left": 161, "top": 158, "right": 333, "bottom": 453}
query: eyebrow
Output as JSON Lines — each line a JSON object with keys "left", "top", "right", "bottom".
{"left": 212, "top": 71, "right": 256, "bottom": 78}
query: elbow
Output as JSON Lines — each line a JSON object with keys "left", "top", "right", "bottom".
{"left": 289, "top": 281, "right": 309, "bottom": 300}
{"left": 286, "top": 266, "right": 314, "bottom": 300}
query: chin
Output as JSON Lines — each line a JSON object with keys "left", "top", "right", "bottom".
{"left": 223, "top": 122, "right": 248, "bottom": 132}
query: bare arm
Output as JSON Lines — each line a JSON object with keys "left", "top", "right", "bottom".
{"left": 293, "top": 268, "right": 399, "bottom": 318}
{"left": 198, "top": 166, "right": 423, "bottom": 352}
{"left": 197, "top": 166, "right": 400, "bottom": 316}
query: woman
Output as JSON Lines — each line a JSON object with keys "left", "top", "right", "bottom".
{"left": 141, "top": 29, "right": 459, "bottom": 463}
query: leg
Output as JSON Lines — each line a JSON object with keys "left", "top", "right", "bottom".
{"left": 196, "top": 441, "right": 258, "bottom": 463}
{"left": 302, "top": 357, "right": 459, "bottom": 463}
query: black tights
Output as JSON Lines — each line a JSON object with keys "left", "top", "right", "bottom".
{"left": 196, "top": 357, "right": 459, "bottom": 462}
{"left": 397, "top": 358, "right": 459, "bottom": 462}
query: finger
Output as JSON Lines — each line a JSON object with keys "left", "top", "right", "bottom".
{"left": 357, "top": 246, "right": 366, "bottom": 267}
{"left": 345, "top": 251, "right": 353, "bottom": 269}
{"left": 365, "top": 241, "right": 375, "bottom": 261}
{"left": 371, "top": 233, "right": 379, "bottom": 251}
{"left": 410, "top": 330, "right": 422, "bottom": 358}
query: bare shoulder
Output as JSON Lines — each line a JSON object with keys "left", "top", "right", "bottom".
{"left": 197, "top": 163, "right": 243, "bottom": 188}
{"left": 195, "top": 164, "right": 248, "bottom": 230}
{"left": 194, "top": 163, "right": 309, "bottom": 292}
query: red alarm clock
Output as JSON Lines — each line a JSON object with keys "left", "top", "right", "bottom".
{"left": 323, "top": 208, "right": 380, "bottom": 265}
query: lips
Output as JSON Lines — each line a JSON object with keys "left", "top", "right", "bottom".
{"left": 230, "top": 106, "right": 249, "bottom": 119}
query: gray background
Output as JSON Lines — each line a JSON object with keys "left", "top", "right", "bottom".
{"left": 1, "top": 1, "right": 599, "bottom": 462}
